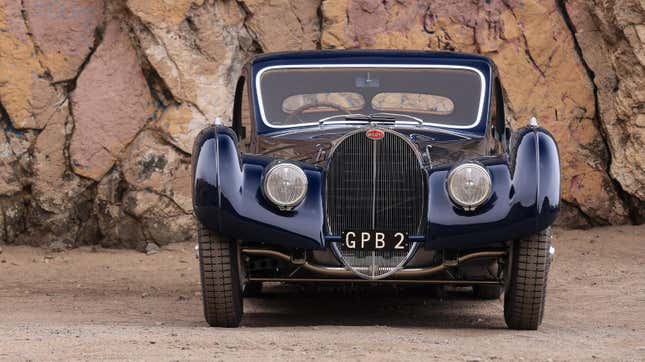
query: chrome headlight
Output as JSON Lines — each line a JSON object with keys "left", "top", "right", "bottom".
{"left": 447, "top": 163, "right": 492, "bottom": 210}
{"left": 263, "top": 163, "right": 308, "bottom": 210}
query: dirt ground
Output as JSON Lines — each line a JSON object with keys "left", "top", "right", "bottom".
{"left": 1, "top": 226, "right": 644, "bottom": 361}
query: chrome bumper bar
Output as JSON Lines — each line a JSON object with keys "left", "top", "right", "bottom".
{"left": 242, "top": 248, "right": 506, "bottom": 279}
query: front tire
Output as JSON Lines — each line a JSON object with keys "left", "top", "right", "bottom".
{"left": 504, "top": 227, "right": 552, "bottom": 330}
{"left": 197, "top": 223, "right": 243, "bottom": 327}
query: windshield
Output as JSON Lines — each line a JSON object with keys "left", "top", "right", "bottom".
{"left": 256, "top": 66, "right": 484, "bottom": 128}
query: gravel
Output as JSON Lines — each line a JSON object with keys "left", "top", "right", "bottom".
{"left": 0, "top": 225, "right": 643, "bottom": 361}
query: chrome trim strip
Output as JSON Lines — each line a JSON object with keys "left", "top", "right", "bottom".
{"left": 371, "top": 138, "right": 377, "bottom": 279}
{"left": 371, "top": 138, "right": 377, "bottom": 231}
{"left": 255, "top": 63, "right": 487, "bottom": 130}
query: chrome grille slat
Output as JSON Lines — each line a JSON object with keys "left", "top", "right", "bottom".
{"left": 326, "top": 129, "right": 426, "bottom": 280}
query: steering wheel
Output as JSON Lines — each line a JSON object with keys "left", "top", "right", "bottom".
{"left": 286, "top": 102, "right": 350, "bottom": 123}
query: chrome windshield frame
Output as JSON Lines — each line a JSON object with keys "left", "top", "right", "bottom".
{"left": 255, "top": 64, "right": 487, "bottom": 130}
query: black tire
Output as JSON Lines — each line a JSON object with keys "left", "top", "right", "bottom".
{"left": 473, "top": 285, "right": 504, "bottom": 300}
{"left": 197, "top": 223, "right": 243, "bottom": 327}
{"left": 504, "top": 227, "right": 552, "bottom": 330}
{"left": 243, "top": 281, "right": 263, "bottom": 298}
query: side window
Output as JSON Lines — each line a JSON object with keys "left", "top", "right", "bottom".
{"left": 494, "top": 78, "right": 506, "bottom": 135}
{"left": 489, "top": 81, "right": 497, "bottom": 136}
{"left": 233, "top": 76, "right": 253, "bottom": 150}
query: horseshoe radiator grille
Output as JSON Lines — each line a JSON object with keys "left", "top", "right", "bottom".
{"left": 325, "top": 129, "right": 425, "bottom": 279}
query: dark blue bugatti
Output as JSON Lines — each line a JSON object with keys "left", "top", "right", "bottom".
{"left": 192, "top": 50, "right": 560, "bottom": 329}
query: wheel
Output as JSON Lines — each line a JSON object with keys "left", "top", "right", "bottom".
{"left": 504, "top": 227, "right": 552, "bottom": 330}
{"left": 243, "top": 281, "right": 263, "bottom": 298}
{"left": 197, "top": 223, "right": 243, "bottom": 327}
{"left": 473, "top": 285, "right": 503, "bottom": 300}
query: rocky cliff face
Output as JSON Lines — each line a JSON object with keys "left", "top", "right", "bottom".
{"left": 0, "top": 0, "right": 642, "bottom": 248}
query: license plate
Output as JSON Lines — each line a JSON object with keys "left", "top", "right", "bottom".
{"left": 340, "top": 230, "right": 409, "bottom": 251}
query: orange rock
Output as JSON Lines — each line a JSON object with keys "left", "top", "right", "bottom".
{"left": 242, "top": 0, "right": 321, "bottom": 51}
{"left": 33, "top": 101, "right": 90, "bottom": 213}
{"left": 565, "top": 0, "right": 644, "bottom": 213}
{"left": 126, "top": 0, "right": 202, "bottom": 28}
{"left": 22, "top": 0, "right": 104, "bottom": 82}
{"left": 0, "top": 0, "right": 64, "bottom": 129}
{"left": 155, "top": 103, "right": 210, "bottom": 154}
{"left": 129, "top": 0, "right": 252, "bottom": 121}
{"left": 122, "top": 130, "right": 192, "bottom": 213}
{"left": 69, "top": 21, "right": 155, "bottom": 181}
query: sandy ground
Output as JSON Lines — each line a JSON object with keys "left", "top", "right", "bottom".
{"left": 0, "top": 225, "right": 644, "bottom": 361}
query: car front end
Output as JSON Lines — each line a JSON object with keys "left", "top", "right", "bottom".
{"left": 192, "top": 50, "right": 560, "bottom": 329}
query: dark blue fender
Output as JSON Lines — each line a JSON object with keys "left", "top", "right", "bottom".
{"left": 192, "top": 126, "right": 326, "bottom": 249}
{"left": 426, "top": 127, "right": 560, "bottom": 249}
{"left": 193, "top": 126, "right": 559, "bottom": 251}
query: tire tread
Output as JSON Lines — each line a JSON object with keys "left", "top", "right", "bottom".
{"left": 197, "top": 223, "right": 243, "bottom": 327}
{"left": 504, "top": 228, "right": 552, "bottom": 330}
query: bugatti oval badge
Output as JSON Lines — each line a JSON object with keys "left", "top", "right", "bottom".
{"left": 366, "top": 129, "right": 385, "bottom": 140}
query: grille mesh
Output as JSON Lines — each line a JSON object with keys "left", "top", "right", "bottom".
{"left": 326, "top": 129, "right": 425, "bottom": 279}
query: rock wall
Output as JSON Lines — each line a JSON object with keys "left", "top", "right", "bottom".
{"left": 0, "top": 0, "right": 643, "bottom": 248}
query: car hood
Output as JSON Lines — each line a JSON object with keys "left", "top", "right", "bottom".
{"left": 256, "top": 126, "right": 491, "bottom": 167}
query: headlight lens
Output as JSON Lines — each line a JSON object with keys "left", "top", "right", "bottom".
{"left": 263, "top": 163, "right": 308, "bottom": 210}
{"left": 447, "top": 163, "right": 492, "bottom": 210}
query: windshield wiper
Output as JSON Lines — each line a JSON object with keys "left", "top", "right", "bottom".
{"left": 318, "top": 113, "right": 369, "bottom": 125}
{"left": 345, "top": 114, "right": 398, "bottom": 122}
{"left": 318, "top": 113, "right": 411, "bottom": 125}
{"left": 368, "top": 112, "right": 424, "bottom": 125}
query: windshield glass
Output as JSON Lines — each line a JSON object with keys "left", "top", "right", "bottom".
{"left": 257, "top": 66, "right": 483, "bottom": 128}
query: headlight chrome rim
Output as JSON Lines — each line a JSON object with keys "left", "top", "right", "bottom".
{"left": 446, "top": 162, "right": 492, "bottom": 210}
{"left": 263, "top": 163, "right": 308, "bottom": 210}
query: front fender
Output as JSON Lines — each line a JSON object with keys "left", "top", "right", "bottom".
{"left": 192, "top": 126, "right": 325, "bottom": 249}
{"left": 426, "top": 126, "right": 560, "bottom": 248}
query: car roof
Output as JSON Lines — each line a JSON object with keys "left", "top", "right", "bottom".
{"left": 250, "top": 49, "right": 495, "bottom": 67}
